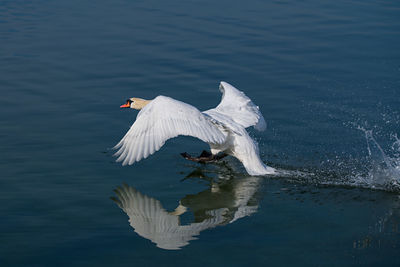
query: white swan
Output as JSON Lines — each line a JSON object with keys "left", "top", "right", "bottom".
{"left": 114, "top": 81, "right": 275, "bottom": 175}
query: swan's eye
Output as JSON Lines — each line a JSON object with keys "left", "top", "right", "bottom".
{"left": 126, "top": 99, "right": 133, "bottom": 104}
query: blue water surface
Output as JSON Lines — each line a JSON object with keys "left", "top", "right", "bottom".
{"left": 1, "top": 0, "right": 400, "bottom": 266}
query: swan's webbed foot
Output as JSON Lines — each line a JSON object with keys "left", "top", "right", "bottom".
{"left": 180, "top": 150, "right": 227, "bottom": 164}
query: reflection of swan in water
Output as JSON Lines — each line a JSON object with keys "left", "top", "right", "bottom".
{"left": 111, "top": 171, "right": 263, "bottom": 250}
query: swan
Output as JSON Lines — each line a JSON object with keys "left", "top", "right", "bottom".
{"left": 114, "top": 81, "right": 275, "bottom": 175}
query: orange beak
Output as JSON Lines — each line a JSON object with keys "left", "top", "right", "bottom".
{"left": 120, "top": 102, "right": 130, "bottom": 108}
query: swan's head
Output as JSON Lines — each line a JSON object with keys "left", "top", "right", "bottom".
{"left": 120, "top": 97, "right": 151, "bottom": 110}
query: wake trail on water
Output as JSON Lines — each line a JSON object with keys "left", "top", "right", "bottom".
{"left": 270, "top": 128, "right": 400, "bottom": 193}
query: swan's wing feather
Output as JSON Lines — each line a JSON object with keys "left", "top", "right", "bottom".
{"left": 207, "top": 81, "right": 266, "bottom": 131}
{"left": 114, "top": 96, "right": 225, "bottom": 165}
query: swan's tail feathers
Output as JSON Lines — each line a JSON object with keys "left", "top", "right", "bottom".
{"left": 240, "top": 152, "right": 276, "bottom": 176}
{"left": 232, "top": 132, "right": 276, "bottom": 176}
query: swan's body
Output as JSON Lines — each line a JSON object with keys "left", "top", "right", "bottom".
{"left": 114, "top": 81, "right": 275, "bottom": 175}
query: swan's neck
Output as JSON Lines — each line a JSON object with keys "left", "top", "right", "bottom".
{"left": 132, "top": 98, "right": 151, "bottom": 110}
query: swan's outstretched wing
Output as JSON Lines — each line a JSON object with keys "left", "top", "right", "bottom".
{"left": 114, "top": 96, "right": 226, "bottom": 165}
{"left": 205, "top": 81, "right": 266, "bottom": 131}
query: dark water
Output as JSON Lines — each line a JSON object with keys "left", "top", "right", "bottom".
{"left": 1, "top": 0, "right": 400, "bottom": 266}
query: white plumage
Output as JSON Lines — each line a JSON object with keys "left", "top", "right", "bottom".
{"left": 114, "top": 81, "right": 275, "bottom": 175}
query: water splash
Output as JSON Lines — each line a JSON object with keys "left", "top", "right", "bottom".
{"left": 268, "top": 127, "right": 400, "bottom": 193}
{"left": 350, "top": 128, "right": 400, "bottom": 191}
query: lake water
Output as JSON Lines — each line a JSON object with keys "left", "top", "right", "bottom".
{"left": 1, "top": 0, "right": 400, "bottom": 266}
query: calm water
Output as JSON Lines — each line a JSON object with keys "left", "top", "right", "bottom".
{"left": 1, "top": 0, "right": 400, "bottom": 266}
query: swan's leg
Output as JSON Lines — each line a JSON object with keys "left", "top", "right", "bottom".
{"left": 214, "top": 152, "right": 228, "bottom": 160}
{"left": 180, "top": 150, "right": 227, "bottom": 163}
